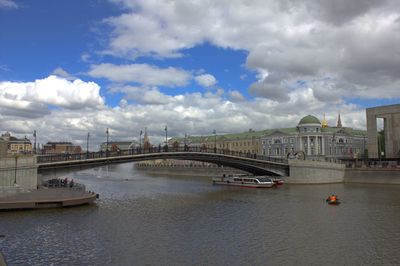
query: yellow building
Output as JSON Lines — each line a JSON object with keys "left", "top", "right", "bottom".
{"left": 1, "top": 132, "right": 32, "bottom": 154}
{"left": 170, "top": 129, "right": 264, "bottom": 155}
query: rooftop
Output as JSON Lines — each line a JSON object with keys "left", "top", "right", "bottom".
{"left": 298, "top": 115, "right": 321, "bottom": 125}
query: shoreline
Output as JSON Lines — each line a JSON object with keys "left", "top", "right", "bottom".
{"left": 135, "top": 164, "right": 400, "bottom": 185}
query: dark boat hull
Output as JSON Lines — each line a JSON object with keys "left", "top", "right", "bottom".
{"left": 327, "top": 200, "right": 340, "bottom": 205}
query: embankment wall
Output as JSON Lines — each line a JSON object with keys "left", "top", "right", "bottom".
{"left": 344, "top": 169, "right": 400, "bottom": 184}
{"left": 287, "top": 160, "right": 345, "bottom": 184}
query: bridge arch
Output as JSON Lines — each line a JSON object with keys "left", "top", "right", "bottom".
{"left": 37, "top": 151, "right": 289, "bottom": 177}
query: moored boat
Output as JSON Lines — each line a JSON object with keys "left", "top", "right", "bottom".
{"left": 212, "top": 174, "right": 276, "bottom": 188}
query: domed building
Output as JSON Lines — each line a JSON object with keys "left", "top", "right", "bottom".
{"left": 260, "top": 114, "right": 368, "bottom": 160}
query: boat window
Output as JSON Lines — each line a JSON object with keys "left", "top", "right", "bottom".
{"left": 257, "top": 177, "right": 272, "bottom": 182}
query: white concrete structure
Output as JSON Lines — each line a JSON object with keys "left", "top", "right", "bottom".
{"left": 0, "top": 156, "right": 38, "bottom": 190}
{"left": 366, "top": 104, "right": 400, "bottom": 158}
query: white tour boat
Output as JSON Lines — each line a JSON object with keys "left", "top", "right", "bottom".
{"left": 212, "top": 174, "right": 276, "bottom": 188}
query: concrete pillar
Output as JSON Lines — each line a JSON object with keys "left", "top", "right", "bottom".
{"left": 307, "top": 136, "right": 311, "bottom": 156}
{"left": 367, "top": 104, "right": 400, "bottom": 158}
{"left": 299, "top": 136, "right": 303, "bottom": 151}
{"left": 0, "top": 156, "right": 38, "bottom": 190}
{"left": 322, "top": 136, "right": 325, "bottom": 155}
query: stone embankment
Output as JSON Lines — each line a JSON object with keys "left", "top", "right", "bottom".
{"left": 287, "top": 160, "right": 346, "bottom": 184}
{"left": 284, "top": 160, "right": 400, "bottom": 184}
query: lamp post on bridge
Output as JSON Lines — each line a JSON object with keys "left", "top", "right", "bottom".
{"left": 33, "top": 130, "right": 37, "bottom": 154}
{"left": 165, "top": 126, "right": 168, "bottom": 152}
{"left": 184, "top": 132, "right": 187, "bottom": 151}
{"left": 139, "top": 130, "right": 143, "bottom": 153}
{"left": 213, "top": 129, "right": 217, "bottom": 153}
{"left": 87, "top": 132, "right": 90, "bottom": 159}
{"left": 106, "top": 128, "right": 109, "bottom": 158}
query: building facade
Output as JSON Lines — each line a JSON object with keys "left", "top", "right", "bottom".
{"left": 170, "top": 129, "right": 263, "bottom": 155}
{"left": 0, "top": 132, "right": 33, "bottom": 154}
{"left": 99, "top": 141, "right": 138, "bottom": 152}
{"left": 42, "top": 142, "right": 82, "bottom": 154}
{"left": 260, "top": 115, "right": 367, "bottom": 160}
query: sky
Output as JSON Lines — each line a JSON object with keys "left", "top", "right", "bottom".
{"left": 1, "top": 0, "right": 399, "bottom": 149}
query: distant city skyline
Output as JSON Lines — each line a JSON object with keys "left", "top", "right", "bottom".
{"left": 1, "top": 0, "right": 399, "bottom": 147}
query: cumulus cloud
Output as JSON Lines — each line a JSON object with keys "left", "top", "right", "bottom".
{"left": 109, "top": 85, "right": 178, "bottom": 105}
{"left": 4, "top": 0, "right": 396, "bottom": 147}
{"left": 0, "top": 0, "right": 18, "bottom": 9}
{"left": 228, "top": 90, "right": 245, "bottom": 102}
{"left": 2, "top": 85, "right": 365, "bottom": 150}
{"left": 194, "top": 74, "right": 217, "bottom": 87}
{"left": 88, "top": 63, "right": 191, "bottom": 87}
{"left": 102, "top": 0, "right": 400, "bottom": 102}
{"left": 51, "top": 67, "right": 77, "bottom": 81}
{"left": 0, "top": 75, "right": 104, "bottom": 113}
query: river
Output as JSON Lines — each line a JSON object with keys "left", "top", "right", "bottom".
{"left": 1, "top": 162, "right": 400, "bottom": 265}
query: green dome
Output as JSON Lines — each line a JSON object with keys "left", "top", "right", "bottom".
{"left": 298, "top": 115, "right": 321, "bottom": 125}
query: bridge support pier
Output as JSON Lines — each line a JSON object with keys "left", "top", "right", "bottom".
{"left": 287, "top": 160, "right": 345, "bottom": 184}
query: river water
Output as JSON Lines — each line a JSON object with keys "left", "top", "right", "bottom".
{"left": 1, "top": 162, "right": 400, "bottom": 265}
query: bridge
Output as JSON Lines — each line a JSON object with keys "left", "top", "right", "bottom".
{"left": 37, "top": 147, "right": 290, "bottom": 176}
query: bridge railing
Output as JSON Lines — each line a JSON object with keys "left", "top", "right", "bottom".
{"left": 36, "top": 146, "right": 288, "bottom": 164}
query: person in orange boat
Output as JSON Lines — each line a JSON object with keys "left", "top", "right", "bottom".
{"left": 327, "top": 194, "right": 337, "bottom": 202}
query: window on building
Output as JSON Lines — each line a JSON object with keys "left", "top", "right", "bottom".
{"left": 276, "top": 148, "right": 280, "bottom": 155}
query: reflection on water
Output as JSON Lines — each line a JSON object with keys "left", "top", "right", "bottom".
{"left": 2, "top": 162, "right": 400, "bottom": 265}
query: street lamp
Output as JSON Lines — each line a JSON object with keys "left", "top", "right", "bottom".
{"left": 14, "top": 154, "right": 19, "bottom": 185}
{"left": 106, "top": 128, "right": 109, "bottom": 157}
{"left": 139, "top": 130, "right": 143, "bottom": 153}
{"left": 184, "top": 132, "right": 187, "bottom": 151}
{"left": 165, "top": 126, "right": 168, "bottom": 151}
{"left": 33, "top": 130, "right": 37, "bottom": 154}
{"left": 213, "top": 129, "right": 217, "bottom": 153}
{"left": 87, "top": 132, "right": 90, "bottom": 158}
{"left": 24, "top": 136, "right": 27, "bottom": 154}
